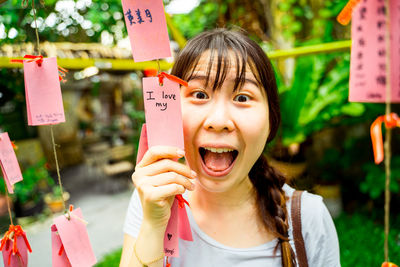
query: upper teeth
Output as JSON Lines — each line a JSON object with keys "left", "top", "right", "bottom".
{"left": 204, "top": 147, "right": 234, "bottom": 153}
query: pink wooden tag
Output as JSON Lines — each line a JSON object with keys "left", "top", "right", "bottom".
{"left": 142, "top": 77, "right": 184, "bottom": 150}
{"left": 178, "top": 202, "right": 193, "bottom": 242}
{"left": 51, "top": 224, "right": 72, "bottom": 267}
{"left": 0, "top": 132, "right": 23, "bottom": 194}
{"left": 121, "top": 0, "right": 171, "bottom": 62}
{"left": 164, "top": 199, "right": 179, "bottom": 257}
{"left": 53, "top": 208, "right": 96, "bottom": 267}
{"left": 349, "top": 0, "right": 400, "bottom": 102}
{"left": 23, "top": 57, "right": 66, "bottom": 125}
{"left": 136, "top": 124, "right": 149, "bottom": 165}
{"left": 1, "top": 236, "right": 28, "bottom": 267}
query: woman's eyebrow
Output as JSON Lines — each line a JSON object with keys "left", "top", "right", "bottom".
{"left": 189, "top": 75, "right": 259, "bottom": 87}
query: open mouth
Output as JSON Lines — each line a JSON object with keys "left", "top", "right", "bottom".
{"left": 199, "top": 147, "right": 238, "bottom": 176}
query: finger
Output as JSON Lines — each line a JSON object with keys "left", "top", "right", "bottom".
{"left": 150, "top": 184, "right": 186, "bottom": 200}
{"left": 147, "top": 172, "right": 195, "bottom": 191}
{"left": 136, "top": 146, "right": 185, "bottom": 168}
{"left": 140, "top": 159, "right": 197, "bottom": 179}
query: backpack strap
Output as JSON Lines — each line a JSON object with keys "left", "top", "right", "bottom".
{"left": 291, "top": 190, "right": 309, "bottom": 267}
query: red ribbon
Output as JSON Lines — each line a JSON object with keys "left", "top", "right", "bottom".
{"left": 11, "top": 55, "right": 43, "bottom": 66}
{"left": 158, "top": 72, "right": 188, "bottom": 87}
{"left": 10, "top": 55, "right": 68, "bottom": 82}
{"left": 0, "top": 225, "right": 32, "bottom": 265}
{"left": 370, "top": 113, "right": 400, "bottom": 164}
{"left": 337, "top": 0, "right": 361, "bottom": 25}
{"left": 175, "top": 194, "right": 190, "bottom": 209}
{"left": 11, "top": 141, "right": 17, "bottom": 150}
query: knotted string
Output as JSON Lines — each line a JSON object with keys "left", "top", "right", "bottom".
{"left": 336, "top": 0, "right": 361, "bottom": 25}
{"left": 10, "top": 55, "right": 68, "bottom": 82}
{"left": 370, "top": 113, "right": 400, "bottom": 164}
{"left": 157, "top": 72, "right": 188, "bottom": 87}
{"left": 175, "top": 194, "right": 189, "bottom": 209}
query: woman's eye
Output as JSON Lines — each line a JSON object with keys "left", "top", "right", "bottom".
{"left": 192, "top": 91, "right": 209, "bottom": 99}
{"left": 234, "top": 94, "right": 251, "bottom": 102}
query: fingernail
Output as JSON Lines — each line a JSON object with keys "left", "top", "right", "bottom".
{"left": 190, "top": 183, "right": 196, "bottom": 190}
{"left": 177, "top": 149, "right": 185, "bottom": 157}
{"left": 191, "top": 170, "right": 197, "bottom": 177}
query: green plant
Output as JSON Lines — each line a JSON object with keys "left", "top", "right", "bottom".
{"left": 278, "top": 52, "right": 365, "bottom": 147}
{"left": 95, "top": 248, "right": 122, "bottom": 267}
{"left": 335, "top": 212, "right": 400, "bottom": 266}
{"left": 360, "top": 156, "right": 400, "bottom": 200}
{"left": 13, "top": 159, "right": 54, "bottom": 205}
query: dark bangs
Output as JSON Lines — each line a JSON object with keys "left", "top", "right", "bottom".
{"left": 171, "top": 29, "right": 261, "bottom": 92}
{"left": 171, "top": 28, "right": 281, "bottom": 143}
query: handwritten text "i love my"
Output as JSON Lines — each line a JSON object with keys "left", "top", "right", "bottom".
{"left": 146, "top": 90, "right": 176, "bottom": 111}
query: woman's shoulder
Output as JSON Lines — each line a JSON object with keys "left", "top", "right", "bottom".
{"left": 283, "top": 184, "right": 332, "bottom": 231}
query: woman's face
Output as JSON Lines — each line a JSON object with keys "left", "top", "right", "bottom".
{"left": 180, "top": 50, "right": 270, "bottom": 193}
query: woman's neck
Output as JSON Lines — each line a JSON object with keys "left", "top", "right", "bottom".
{"left": 189, "top": 176, "right": 256, "bottom": 213}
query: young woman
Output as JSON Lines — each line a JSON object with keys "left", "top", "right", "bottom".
{"left": 120, "top": 28, "right": 340, "bottom": 267}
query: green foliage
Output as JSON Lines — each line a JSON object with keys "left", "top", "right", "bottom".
{"left": 335, "top": 213, "right": 400, "bottom": 266}
{"left": 95, "top": 247, "right": 122, "bottom": 267}
{"left": 360, "top": 156, "right": 400, "bottom": 199}
{"left": 277, "top": 0, "right": 350, "bottom": 43}
{"left": 171, "top": 0, "right": 219, "bottom": 39}
{"left": 12, "top": 159, "right": 54, "bottom": 204}
{"left": 279, "top": 53, "right": 365, "bottom": 146}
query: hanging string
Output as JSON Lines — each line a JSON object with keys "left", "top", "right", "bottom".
{"left": 383, "top": 0, "right": 392, "bottom": 262}
{"left": 3, "top": 183, "right": 13, "bottom": 226}
{"left": 31, "top": 0, "right": 41, "bottom": 56}
{"left": 157, "top": 59, "right": 161, "bottom": 74}
{"left": 50, "top": 126, "right": 67, "bottom": 214}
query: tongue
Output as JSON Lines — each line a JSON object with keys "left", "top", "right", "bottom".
{"left": 203, "top": 151, "right": 234, "bottom": 171}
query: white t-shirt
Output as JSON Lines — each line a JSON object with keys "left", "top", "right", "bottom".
{"left": 123, "top": 184, "right": 341, "bottom": 267}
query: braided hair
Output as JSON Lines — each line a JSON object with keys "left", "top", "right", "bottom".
{"left": 171, "top": 28, "right": 296, "bottom": 267}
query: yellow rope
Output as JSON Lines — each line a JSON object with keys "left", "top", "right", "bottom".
{"left": 4, "top": 182, "right": 13, "bottom": 225}
{"left": 383, "top": 0, "right": 392, "bottom": 261}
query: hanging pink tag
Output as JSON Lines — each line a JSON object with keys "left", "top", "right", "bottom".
{"left": 139, "top": 76, "right": 192, "bottom": 257}
{"left": 142, "top": 77, "right": 184, "bottom": 149}
{"left": 53, "top": 208, "right": 96, "bottom": 267}
{"left": 23, "top": 57, "right": 66, "bottom": 125}
{"left": 136, "top": 124, "right": 149, "bottom": 165}
{"left": 121, "top": 0, "right": 171, "bottom": 62}
{"left": 1, "top": 236, "right": 29, "bottom": 267}
{"left": 0, "top": 132, "right": 23, "bottom": 194}
{"left": 51, "top": 224, "right": 72, "bottom": 267}
{"left": 349, "top": 0, "right": 400, "bottom": 102}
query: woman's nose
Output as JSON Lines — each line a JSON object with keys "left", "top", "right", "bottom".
{"left": 203, "top": 99, "right": 235, "bottom": 132}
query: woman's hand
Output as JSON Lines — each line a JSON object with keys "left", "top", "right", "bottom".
{"left": 132, "top": 146, "right": 196, "bottom": 229}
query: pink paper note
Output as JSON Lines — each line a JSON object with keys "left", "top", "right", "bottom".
{"left": 24, "top": 57, "right": 66, "bottom": 125}
{"left": 1, "top": 236, "right": 28, "bottom": 267}
{"left": 164, "top": 198, "right": 193, "bottom": 258}
{"left": 349, "top": 0, "right": 400, "bottom": 102}
{"left": 51, "top": 224, "right": 72, "bottom": 267}
{"left": 0, "top": 132, "right": 23, "bottom": 194}
{"left": 178, "top": 201, "right": 193, "bottom": 241}
{"left": 142, "top": 77, "right": 184, "bottom": 150}
{"left": 121, "top": 0, "right": 171, "bottom": 62}
{"left": 136, "top": 124, "right": 149, "bottom": 165}
{"left": 53, "top": 208, "right": 96, "bottom": 267}
{"left": 164, "top": 199, "right": 179, "bottom": 257}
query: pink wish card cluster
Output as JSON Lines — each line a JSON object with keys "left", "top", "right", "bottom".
{"left": 23, "top": 57, "right": 65, "bottom": 125}
{"left": 349, "top": 0, "right": 400, "bottom": 102}
{"left": 0, "top": 132, "right": 23, "bottom": 194}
